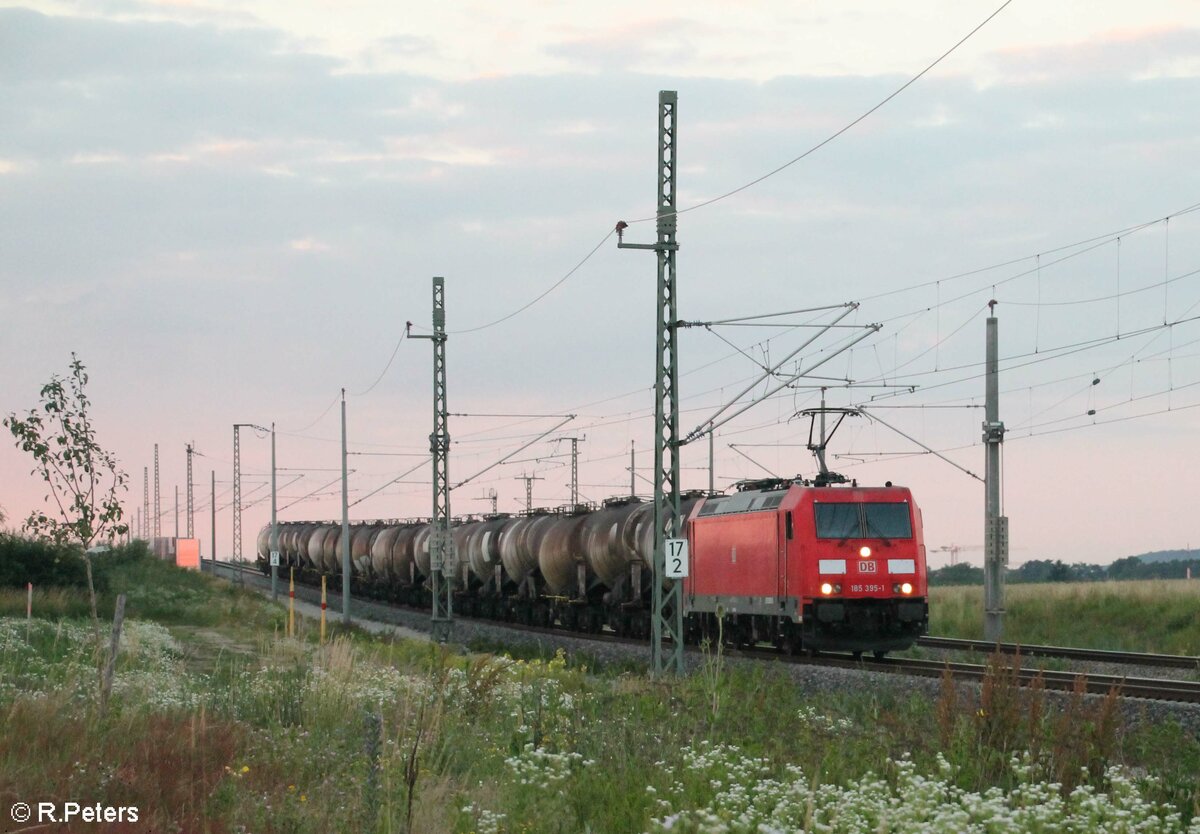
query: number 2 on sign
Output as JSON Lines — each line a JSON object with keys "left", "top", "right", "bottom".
{"left": 665, "top": 538, "right": 689, "bottom": 578}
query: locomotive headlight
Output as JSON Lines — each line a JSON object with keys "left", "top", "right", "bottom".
{"left": 901, "top": 582, "right": 913, "bottom": 595}
{"left": 820, "top": 582, "right": 833, "bottom": 595}
{"left": 859, "top": 546, "right": 872, "bottom": 558}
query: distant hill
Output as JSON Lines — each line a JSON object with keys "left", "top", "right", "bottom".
{"left": 1135, "top": 549, "right": 1197, "bottom": 564}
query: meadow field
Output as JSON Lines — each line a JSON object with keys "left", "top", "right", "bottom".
{"left": 1, "top": 549, "right": 1198, "bottom": 832}
{"left": 930, "top": 580, "right": 1200, "bottom": 654}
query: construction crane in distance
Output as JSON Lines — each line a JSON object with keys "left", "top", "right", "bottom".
{"left": 932, "top": 544, "right": 983, "bottom": 566}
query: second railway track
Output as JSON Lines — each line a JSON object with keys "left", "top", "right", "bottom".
{"left": 918, "top": 635, "right": 1200, "bottom": 671}
{"left": 207, "top": 560, "right": 1200, "bottom": 704}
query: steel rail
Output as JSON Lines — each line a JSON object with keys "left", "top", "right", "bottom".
{"left": 735, "top": 650, "right": 1200, "bottom": 703}
{"left": 205, "top": 562, "right": 1200, "bottom": 703}
{"left": 918, "top": 635, "right": 1200, "bottom": 670}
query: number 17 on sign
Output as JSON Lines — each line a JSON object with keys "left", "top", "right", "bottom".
{"left": 665, "top": 538, "right": 689, "bottom": 578}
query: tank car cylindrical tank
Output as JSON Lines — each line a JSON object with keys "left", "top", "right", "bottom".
{"left": 538, "top": 513, "right": 589, "bottom": 595}
{"left": 308, "top": 525, "right": 334, "bottom": 572}
{"left": 344, "top": 524, "right": 376, "bottom": 575}
{"left": 277, "top": 524, "right": 294, "bottom": 560}
{"left": 370, "top": 526, "right": 403, "bottom": 581}
{"left": 412, "top": 524, "right": 433, "bottom": 578}
{"left": 578, "top": 499, "right": 646, "bottom": 586}
{"left": 413, "top": 522, "right": 468, "bottom": 587}
{"left": 256, "top": 526, "right": 271, "bottom": 562}
{"left": 497, "top": 516, "right": 535, "bottom": 584}
{"left": 293, "top": 524, "right": 320, "bottom": 568}
{"left": 293, "top": 524, "right": 314, "bottom": 563}
{"left": 466, "top": 516, "right": 512, "bottom": 586}
{"left": 320, "top": 524, "right": 343, "bottom": 573}
{"left": 392, "top": 524, "right": 422, "bottom": 584}
{"left": 628, "top": 496, "right": 704, "bottom": 571}
{"left": 281, "top": 523, "right": 299, "bottom": 564}
{"left": 450, "top": 523, "right": 475, "bottom": 587}
{"left": 500, "top": 513, "right": 557, "bottom": 588}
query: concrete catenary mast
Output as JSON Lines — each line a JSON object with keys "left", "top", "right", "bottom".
{"left": 186, "top": 443, "right": 195, "bottom": 538}
{"left": 340, "top": 390, "right": 351, "bottom": 624}
{"left": 270, "top": 422, "right": 277, "bottom": 602}
{"left": 983, "top": 301, "right": 1009, "bottom": 641}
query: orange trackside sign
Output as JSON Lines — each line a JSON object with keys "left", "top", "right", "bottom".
{"left": 175, "top": 538, "right": 201, "bottom": 570}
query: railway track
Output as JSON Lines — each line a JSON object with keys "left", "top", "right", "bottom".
{"left": 205, "top": 560, "right": 1200, "bottom": 704}
{"left": 918, "top": 635, "right": 1200, "bottom": 671}
{"left": 740, "top": 649, "right": 1200, "bottom": 703}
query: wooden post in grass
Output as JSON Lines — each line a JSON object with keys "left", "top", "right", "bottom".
{"left": 100, "top": 593, "right": 127, "bottom": 713}
{"left": 26, "top": 582, "right": 31, "bottom": 639}
{"left": 320, "top": 576, "right": 327, "bottom": 644}
{"left": 288, "top": 568, "right": 295, "bottom": 637}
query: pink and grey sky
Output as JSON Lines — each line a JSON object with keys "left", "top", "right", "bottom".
{"left": 2, "top": 0, "right": 1199, "bottom": 566}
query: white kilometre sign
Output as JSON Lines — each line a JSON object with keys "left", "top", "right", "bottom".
{"left": 664, "top": 538, "right": 689, "bottom": 578}
{"left": 270, "top": 550, "right": 280, "bottom": 567}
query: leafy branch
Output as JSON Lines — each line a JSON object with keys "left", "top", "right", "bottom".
{"left": 4, "top": 353, "right": 129, "bottom": 547}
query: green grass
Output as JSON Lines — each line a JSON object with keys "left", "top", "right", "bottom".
{"left": 930, "top": 580, "right": 1200, "bottom": 654}
{"left": 0, "top": 541, "right": 284, "bottom": 634}
{"left": 1, "top": 555, "right": 1199, "bottom": 832}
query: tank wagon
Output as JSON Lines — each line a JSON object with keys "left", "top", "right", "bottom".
{"left": 258, "top": 479, "right": 928, "bottom": 654}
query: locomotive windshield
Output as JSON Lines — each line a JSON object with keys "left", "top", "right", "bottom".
{"left": 814, "top": 502, "right": 912, "bottom": 539}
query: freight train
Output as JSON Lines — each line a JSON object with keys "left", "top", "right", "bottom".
{"left": 257, "top": 477, "right": 928, "bottom": 657}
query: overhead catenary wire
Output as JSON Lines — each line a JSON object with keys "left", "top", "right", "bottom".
{"left": 624, "top": 0, "right": 1015, "bottom": 225}
{"left": 350, "top": 458, "right": 431, "bottom": 508}
{"left": 281, "top": 391, "right": 340, "bottom": 434}
{"left": 857, "top": 201, "right": 1200, "bottom": 305}
{"left": 278, "top": 473, "right": 355, "bottom": 513}
{"left": 546, "top": 208, "right": 1194, "bottom": 423}
{"left": 452, "top": 416, "right": 576, "bottom": 490}
{"left": 402, "top": 1, "right": 1017, "bottom": 342}
{"left": 705, "top": 311, "right": 1198, "bottom": 454}
{"left": 420, "top": 230, "right": 616, "bottom": 336}
{"left": 222, "top": 156, "right": 1198, "bottom": 519}
{"left": 861, "top": 312, "right": 1200, "bottom": 402}
{"left": 353, "top": 330, "right": 408, "bottom": 397}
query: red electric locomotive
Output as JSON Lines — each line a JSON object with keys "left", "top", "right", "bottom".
{"left": 683, "top": 477, "right": 928, "bottom": 657}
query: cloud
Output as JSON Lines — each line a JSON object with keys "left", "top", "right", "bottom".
{"left": 988, "top": 25, "right": 1200, "bottom": 81}
{"left": 289, "top": 237, "right": 330, "bottom": 253}
{"left": 543, "top": 18, "right": 708, "bottom": 73}
{"left": 2, "top": 8, "right": 1200, "bottom": 563}
{"left": 68, "top": 152, "right": 127, "bottom": 165}
{"left": 376, "top": 33, "right": 436, "bottom": 57}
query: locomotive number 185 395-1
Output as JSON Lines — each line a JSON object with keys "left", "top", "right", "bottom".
{"left": 850, "top": 584, "right": 886, "bottom": 593}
